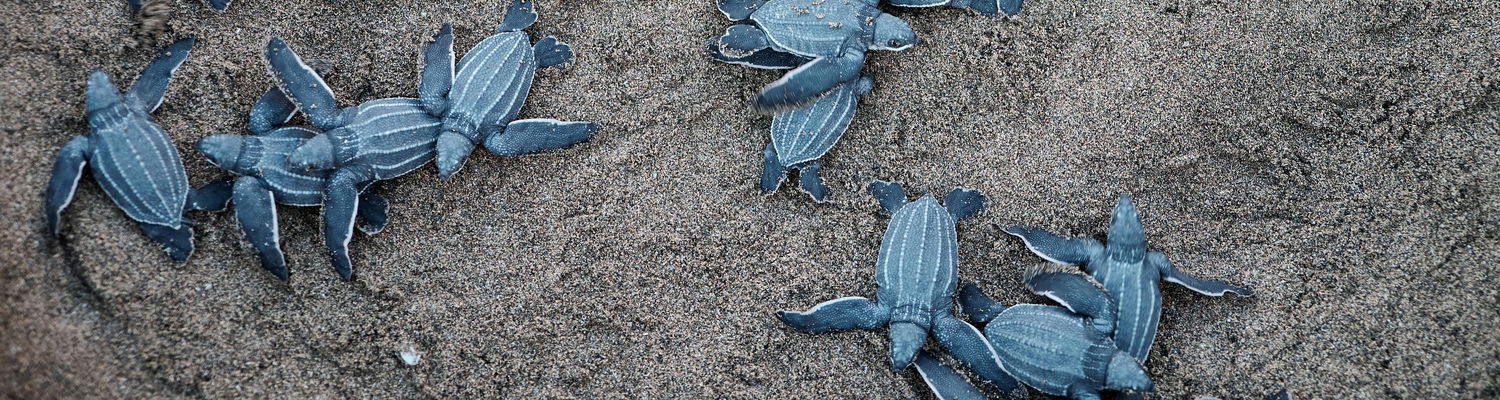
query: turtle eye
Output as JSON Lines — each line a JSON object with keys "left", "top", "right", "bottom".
{"left": 888, "top": 39, "right": 902, "bottom": 48}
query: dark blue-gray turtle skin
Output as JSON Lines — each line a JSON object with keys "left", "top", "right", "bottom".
{"left": 759, "top": 76, "right": 873, "bottom": 202}
{"left": 44, "top": 38, "right": 232, "bottom": 263}
{"left": 129, "top": 0, "right": 231, "bottom": 13}
{"left": 427, "top": 0, "right": 602, "bottom": 179}
{"left": 713, "top": 0, "right": 917, "bottom": 112}
{"left": 1004, "top": 194, "right": 1253, "bottom": 365}
{"left": 196, "top": 88, "right": 390, "bottom": 280}
{"left": 917, "top": 267, "right": 1155, "bottom": 400}
{"left": 777, "top": 181, "right": 1020, "bottom": 392}
{"left": 263, "top": 38, "right": 441, "bottom": 280}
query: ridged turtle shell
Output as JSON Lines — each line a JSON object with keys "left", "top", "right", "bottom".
{"left": 87, "top": 99, "right": 188, "bottom": 227}
{"left": 769, "top": 78, "right": 864, "bottom": 167}
{"left": 874, "top": 195, "right": 958, "bottom": 325}
{"left": 447, "top": 31, "right": 537, "bottom": 136}
{"left": 249, "top": 127, "right": 330, "bottom": 207}
{"left": 751, "top": 0, "right": 879, "bottom": 58}
{"left": 329, "top": 98, "right": 443, "bottom": 180}
{"left": 983, "top": 304, "right": 1116, "bottom": 397}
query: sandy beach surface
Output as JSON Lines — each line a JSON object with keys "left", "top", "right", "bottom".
{"left": 2, "top": 0, "right": 1497, "bottom": 398}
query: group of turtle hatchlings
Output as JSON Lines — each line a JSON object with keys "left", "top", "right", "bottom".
{"left": 41, "top": 0, "right": 1276, "bottom": 398}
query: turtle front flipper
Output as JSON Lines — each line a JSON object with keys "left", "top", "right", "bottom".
{"left": 796, "top": 163, "right": 828, "bottom": 202}
{"left": 419, "top": 23, "right": 455, "bottom": 117}
{"left": 717, "top": 0, "right": 768, "bottom": 21}
{"left": 356, "top": 192, "right": 389, "bottom": 235}
{"left": 714, "top": 25, "right": 772, "bottom": 59}
{"left": 483, "top": 119, "right": 599, "bottom": 156}
{"left": 944, "top": 188, "right": 986, "bottom": 221}
{"left": 140, "top": 222, "right": 193, "bottom": 263}
{"left": 759, "top": 143, "right": 787, "bottom": 195}
{"left": 956, "top": 282, "right": 1004, "bottom": 324}
{"left": 248, "top": 87, "right": 297, "bottom": 135}
{"left": 1003, "top": 225, "right": 1103, "bottom": 266}
{"left": 1149, "top": 252, "right": 1253, "bottom": 297}
{"left": 868, "top": 180, "right": 908, "bottom": 214}
{"left": 913, "top": 350, "right": 988, "bottom": 400}
{"left": 1023, "top": 265, "right": 1117, "bottom": 335}
{"left": 265, "top": 38, "right": 343, "bottom": 131}
{"left": 45, "top": 136, "right": 93, "bottom": 236}
{"left": 232, "top": 177, "right": 289, "bottom": 280}
{"left": 496, "top": 0, "right": 537, "bottom": 33}
{"left": 323, "top": 166, "right": 375, "bottom": 280}
{"left": 205, "top": 0, "right": 230, "bottom": 13}
{"left": 533, "top": 36, "right": 574, "bottom": 70}
{"left": 124, "top": 38, "right": 195, "bottom": 114}
{"left": 933, "top": 313, "right": 1022, "bottom": 392}
{"left": 775, "top": 296, "right": 888, "bottom": 333}
{"left": 184, "top": 179, "right": 233, "bottom": 212}
{"left": 753, "top": 53, "right": 865, "bottom": 113}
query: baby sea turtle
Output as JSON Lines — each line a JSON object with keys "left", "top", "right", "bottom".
{"left": 777, "top": 181, "right": 1020, "bottom": 392}
{"left": 264, "top": 39, "right": 441, "bottom": 279}
{"left": 714, "top": 0, "right": 918, "bottom": 112}
{"left": 196, "top": 88, "right": 390, "bottom": 280}
{"left": 128, "top": 0, "right": 231, "bottom": 13}
{"left": 426, "top": 0, "right": 601, "bottom": 179}
{"left": 919, "top": 266, "right": 1155, "bottom": 400}
{"left": 44, "top": 38, "right": 232, "bottom": 263}
{"left": 1004, "top": 194, "right": 1253, "bottom": 363}
{"left": 760, "top": 76, "right": 873, "bottom": 202}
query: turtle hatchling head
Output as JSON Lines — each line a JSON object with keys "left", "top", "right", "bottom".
{"left": 289, "top": 132, "right": 339, "bottom": 171}
{"left": 196, "top": 134, "right": 258, "bottom": 175}
{"left": 1106, "top": 194, "right": 1144, "bottom": 248}
{"left": 85, "top": 70, "right": 122, "bottom": 114}
{"left": 870, "top": 14, "right": 918, "bottom": 51}
{"left": 1104, "top": 351, "right": 1154, "bottom": 393}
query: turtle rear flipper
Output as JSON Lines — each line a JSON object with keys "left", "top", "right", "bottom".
{"left": 484, "top": 119, "right": 599, "bottom": 156}
{"left": 496, "top": 0, "right": 537, "bottom": 33}
{"left": 125, "top": 38, "right": 195, "bottom": 113}
{"left": 957, "top": 282, "right": 1005, "bottom": 324}
{"left": 774, "top": 296, "right": 888, "bottom": 333}
{"left": 933, "top": 313, "right": 1021, "bottom": 392}
{"left": 45, "top": 136, "right": 93, "bottom": 236}
{"left": 944, "top": 188, "right": 985, "bottom": 221}
{"left": 356, "top": 192, "right": 389, "bottom": 235}
{"left": 1003, "top": 225, "right": 1103, "bottom": 266}
{"left": 1149, "top": 252, "right": 1253, "bottom": 296}
{"left": 419, "top": 23, "right": 455, "bottom": 117}
{"left": 140, "top": 222, "right": 193, "bottom": 263}
{"left": 753, "top": 53, "right": 864, "bottom": 113}
{"left": 913, "top": 351, "right": 987, "bottom": 400}
{"left": 1023, "top": 265, "right": 1117, "bottom": 335}
{"left": 795, "top": 163, "right": 827, "bottom": 202}
{"left": 127, "top": 0, "right": 143, "bottom": 12}
{"left": 248, "top": 87, "right": 297, "bottom": 135}
{"left": 944, "top": 0, "right": 1024, "bottom": 16}
{"left": 717, "top": 0, "right": 767, "bottom": 21}
{"left": 868, "top": 180, "right": 908, "bottom": 213}
{"left": 184, "top": 179, "right": 233, "bottom": 212}
{"left": 205, "top": 0, "right": 230, "bottom": 12}
{"left": 232, "top": 177, "right": 289, "bottom": 280}
{"left": 759, "top": 143, "right": 787, "bottom": 195}
{"left": 533, "top": 36, "right": 573, "bottom": 70}
{"left": 265, "top": 38, "right": 342, "bottom": 131}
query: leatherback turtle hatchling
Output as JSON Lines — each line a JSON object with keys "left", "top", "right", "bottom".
{"left": 759, "top": 76, "right": 873, "bottom": 202}
{"left": 44, "top": 38, "right": 232, "bottom": 263}
{"left": 777, "top": 181, "right": 1020, "bottom": 392}
{"left": 917, "top": 266, "right": 1155, "bottom": 400}
{"left": 264, "top": 38, "right": 439, "bottom": 279}
{"left": 129, "top": 0, "right": 231, "bottom": 13}
{"left": 713, "top": 0, "right": 918, "bottom": 112}
{"left": 1004, "top": 194, "right": 1253, "bottom": 364}
{"left": 196, "top": 88, "right": 390, "bottom": 280}
{"left": 425, "top": 0, "right": 601, "bottom": 179}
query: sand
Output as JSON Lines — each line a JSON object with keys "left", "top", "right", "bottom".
{"left": 1, "top": 0, "right": 1497, "bottom": 398}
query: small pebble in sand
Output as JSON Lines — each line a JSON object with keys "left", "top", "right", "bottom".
{"left": 398, "top": 346, "right": 421, "bottom": 366}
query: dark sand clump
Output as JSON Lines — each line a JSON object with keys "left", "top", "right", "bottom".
{"left": 2, "top": 0, "right": 1498, "bottom": 398}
